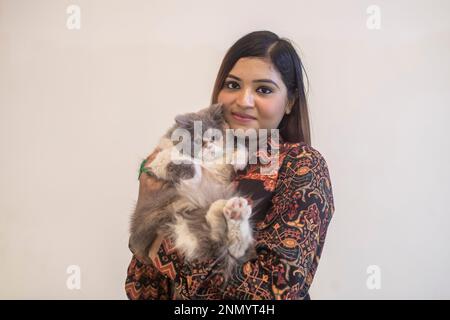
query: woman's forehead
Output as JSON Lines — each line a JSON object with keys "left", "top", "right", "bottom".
{"left": 228, "top": 57, "right": 281, "bottom": 81}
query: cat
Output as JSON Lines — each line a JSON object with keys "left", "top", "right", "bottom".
{"left": 129, "top": 102, "right": 258, "bottom": 285}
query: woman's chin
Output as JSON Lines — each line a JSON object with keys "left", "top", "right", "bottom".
{"left": 228, "top": 122, "right": 258, "bottom": 131}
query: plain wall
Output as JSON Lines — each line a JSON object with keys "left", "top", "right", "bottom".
{"left": 1, "top": 0, "right": 449, "bottom": 299}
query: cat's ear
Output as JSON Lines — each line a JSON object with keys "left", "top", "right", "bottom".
{"left": 207, "top": 102, "right": 225, "bottom": 123}
{"left": 175, "top": 113, "right": 194, "bottom": 128}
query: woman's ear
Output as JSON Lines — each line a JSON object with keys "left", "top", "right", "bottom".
{"left": 285, "top": 96, "right": 296, "bottom": 114}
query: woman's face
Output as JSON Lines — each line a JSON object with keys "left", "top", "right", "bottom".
{"left": 218, "top": 57, "right": 294, "bottom": 132}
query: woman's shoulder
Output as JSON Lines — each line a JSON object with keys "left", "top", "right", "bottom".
{"left": 275, "top": 141, "right": 335, "bottom": 214}
{"left": 279, "top": 141, "right": 331, "bottom": 172}
{"left": 279, "top": 142, "right": 330, "bottom": 188}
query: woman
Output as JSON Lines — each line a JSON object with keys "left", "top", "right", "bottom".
{"left": 125, "top": 30, "right": 335, "bottom": 300}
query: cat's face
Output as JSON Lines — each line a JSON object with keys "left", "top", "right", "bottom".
{"left": 200, "top": 126, "right": 226, "bottom": 162}
{"left": 174, "top": 103, "right": 229, "bottom": 161}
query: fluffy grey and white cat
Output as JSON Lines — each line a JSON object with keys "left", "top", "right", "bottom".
{"left": 129, "top": 103, "right": 257, "bottom": 283}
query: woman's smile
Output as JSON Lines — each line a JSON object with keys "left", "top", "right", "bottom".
{"left": 230, "top": 111, "right": 257, "bottom": 123}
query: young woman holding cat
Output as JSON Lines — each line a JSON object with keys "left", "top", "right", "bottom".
{"left": 125, "top": 30, "right": 335, "bottom": 300}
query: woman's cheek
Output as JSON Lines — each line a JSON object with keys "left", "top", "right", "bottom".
{"left": 258, "top": 102, "right": 283, "bottom": 121}
{"left": 256, "top": 103, "right": 285, "bottom": 129}
{"left": 217, "top": 90, "right": 232, "bottom": 106}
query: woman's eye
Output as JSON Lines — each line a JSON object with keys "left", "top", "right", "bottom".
{"left": 223, "top": 81, "right": 272, "bottom": 95}
{"left": 224, "top": 81, "right": 239, "bottom": 89}
{"left": 257, "top": 87, "right": 272, "bottom": 94}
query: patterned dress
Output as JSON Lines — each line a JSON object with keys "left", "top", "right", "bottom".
{"left": 125, "top": 136, "right": 335, "bottom": 300}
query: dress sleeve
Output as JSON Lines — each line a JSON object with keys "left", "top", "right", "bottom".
{"left": 179, "top": 143, "right": 336, "bottom": 299}
{"left": 125, "top": 254, "right": 174, "bottom": 300}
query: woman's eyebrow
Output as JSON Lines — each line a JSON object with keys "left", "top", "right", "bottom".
{"left": 227, "top": 74, "right": 280, "bottom": 89}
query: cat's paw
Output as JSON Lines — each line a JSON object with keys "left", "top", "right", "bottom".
{"left": 223, "top": 197, "right": 251, "bottom": 221}
{"left": 166, "top": 161, "right": 198, "bottom": 182}
{"left": 224, "top": 197, "right": 254, "bottom": 258}
{"left": 146, "top": 148, "right": 173, "bottom": 180}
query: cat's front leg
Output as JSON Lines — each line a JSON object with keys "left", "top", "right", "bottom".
{"left": 166, "top": 160, "right": 200, "bottom": 184}
{"left": 145, "top": 147, "right": 174, "bottom": 180}
{"left": 146, "top": 147, "right": 201, "bottom": 183}
{"left": 205, "top": 199, "right": 228, "bottom": 242}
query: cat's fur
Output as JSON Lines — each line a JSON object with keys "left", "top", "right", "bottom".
{"left": 129, "top": 103, "right": 257, "bottom": 285}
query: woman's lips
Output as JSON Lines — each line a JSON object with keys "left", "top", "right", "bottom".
{"left": 231, "top": 112, "right": 256, "bottom": 123}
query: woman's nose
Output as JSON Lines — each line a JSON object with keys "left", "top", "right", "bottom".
{"left": 237, "top": 88, "right": 255, "bottom": 108}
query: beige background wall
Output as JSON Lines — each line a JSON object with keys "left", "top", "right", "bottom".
{"left": 1, "top": 0, "right": 449, "bottom": 299}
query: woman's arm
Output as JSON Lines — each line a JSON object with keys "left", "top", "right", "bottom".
{"left": 150, "top": 143, "right": 335, "bottom": 300}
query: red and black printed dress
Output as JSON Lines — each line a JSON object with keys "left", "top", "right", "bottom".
{"left": 125, "top": 136, "right": 335, "bottom": 300}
